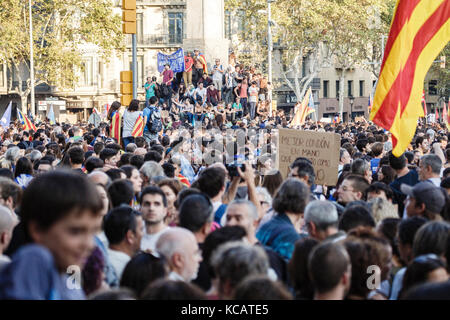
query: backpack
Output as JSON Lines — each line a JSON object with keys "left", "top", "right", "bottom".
{"left": 146, "top": 106, "right": 162, "bottom": 134}
{"left": 160, "top": 83, "right": 170, "bottom": 98}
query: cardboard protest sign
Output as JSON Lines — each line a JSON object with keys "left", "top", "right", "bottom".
{"left": 276, "top": 128, "right": 341, "bottom": 186}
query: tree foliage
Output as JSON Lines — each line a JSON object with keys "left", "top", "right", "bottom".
{"left": 0, "top": 0, "right": 123, "bottom": 111}
{"left": 225, "top": 0, "right": 393, "bottom": 113}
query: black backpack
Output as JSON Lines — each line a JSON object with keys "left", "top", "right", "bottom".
{"left": 146, "top": 106, "right": 162, "bottom": 134}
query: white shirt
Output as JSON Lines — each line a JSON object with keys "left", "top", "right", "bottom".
{"left": 212, "top": 65, "right": 224, "bottom": 81}
{"left": 194, "top": 87, "right": 207, "bottom": 101}
{"left": 122, "top": 110, "right": 141, "bottom": 138}
{"left": 427, "top": 177, "right": 441, "bottom": 187}
{"left": 107, "top": 249, "right": 131, "bottom": 281}
{"left": 168, "top": 271, "right": 186, "bottom": 282}
{"left": 0, "top": 254, "right": 11, "bottom": 272}
{"left": 141, "top": 226, "right": 171, "bottom": 253}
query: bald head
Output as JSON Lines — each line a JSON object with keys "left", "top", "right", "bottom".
{"left": 88, "top": 170, "right": 111, "bottom": 187}
{"left": 156, "top": 227, "right": 196, "bottom": 258}
{"left": 156, "top": 227, "right": 201, "bottom": 281}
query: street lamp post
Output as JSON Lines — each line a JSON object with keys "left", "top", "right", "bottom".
{"left": 349, "top": 95, "right": 355, "bottom": 122}
{"left": 28, "top": 0, "right": 35, "bottom": 117}
{"left": 267, "top": 0, "right": 273, "bottom": 113}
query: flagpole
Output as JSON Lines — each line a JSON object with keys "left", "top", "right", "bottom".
{"left": 28, "top": 0, "right": 35, "bottom": 118}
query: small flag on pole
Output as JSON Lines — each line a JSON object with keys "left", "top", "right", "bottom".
{"left": 0, "top": 102, "right": 12, "bottom": 129}
{"left": 17, "top": 108, "right": 37, "bottom": 131}
{"left": 47, "top": 105, "right": 56, "bottom": 125}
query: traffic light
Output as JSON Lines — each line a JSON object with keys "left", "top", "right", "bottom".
{"left": 122, "top": 0, "right": 136, "bottom": 34}
{"left": 120, "top": 71, "right": 133, "bottom": 106}
{"left": 441, "top": 56, "right": 446, "bottom": 69}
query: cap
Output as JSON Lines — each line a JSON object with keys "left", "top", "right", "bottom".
{"left": 400, "top": 182, "right": 446, "bottom": 214}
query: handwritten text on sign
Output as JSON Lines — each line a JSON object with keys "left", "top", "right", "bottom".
{"left": 277, "top": 129, "right": 341, "bottom": 186}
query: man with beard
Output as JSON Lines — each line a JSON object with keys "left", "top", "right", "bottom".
{"left": 139, "top": 186, "right": 170, "bottom": 254}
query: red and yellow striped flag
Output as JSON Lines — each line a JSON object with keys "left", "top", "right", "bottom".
{"left": 110, "top": 111, "right": 122, "bottom": 144}
{"left": 291, "top": 87, "right": 313, "bottom": 127}
{"left": 17, "top": 109, "right": 37, "bottom": 131}
{"left": 131, "top": 114, "right": 144, "bottom": 137}
{"left": 369, "top": 0, "right": 450, "bottom": 156}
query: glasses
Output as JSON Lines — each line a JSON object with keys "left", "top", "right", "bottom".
{"left": 413, "top": 253, "right": 441, "bottom": 264}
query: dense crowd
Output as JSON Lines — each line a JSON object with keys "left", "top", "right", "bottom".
{"left": 0, "top": 53, "right": 449, "bottom": 300}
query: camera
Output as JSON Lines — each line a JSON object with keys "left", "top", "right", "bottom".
{"left": 225, "top": 163, "right": 245, "bottom": 177}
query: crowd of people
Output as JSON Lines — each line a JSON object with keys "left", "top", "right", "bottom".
{"left": 0, "top": 53, "right": 449, "bottom": 300}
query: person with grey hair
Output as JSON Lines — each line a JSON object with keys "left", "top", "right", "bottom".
{"left": 339, "top": 148, "right": 351, "bottom": 176}
{"left": 88, "top": 170, "right": 112, "bottom": 188}
{"left": 224, "top": 199, "right": 289, "bottom": 283}
{"left": 156, "top": 227, "right": 202, "bottom": 282}
{"left": 0, "top": 205, "right": 15, "bottom": 271}
{"left": 0, "top": 147, "right": 21, "bottom": 170}
{"left": 351, "top": 158, "right": 372, "bottom": 183}
{"left": 418, "top": 154, "right": 442, "bottom": 187}
{"left": 140, "top": 161, "right": 165, "bottom": 188}
{"left": 210, "top": 241, "right": 270, "bottom": 299}
{"left": 256, "top": 178, "right": 310, "bottom": 261}
{"left": 256, "top": 186, "right": 272, "bottom": 216}
{"left": 125, "top": 143, "right": 137, "bottom": 153}
{"left": 304, "top": 200, "right": 343, "bottom": 242}
{"left": 28, "top": 150, "right": 42, "bottom": 164}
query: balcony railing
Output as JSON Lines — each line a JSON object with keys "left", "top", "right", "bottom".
{"left": 128, "top": 33, "right": 186, "bottom": 47}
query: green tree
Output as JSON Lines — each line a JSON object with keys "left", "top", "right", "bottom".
{"left": 225, "top": 0, "right": 391, "bottom": 120}
{"left": 0, "top": 0, "right": 123, "bottom": 113}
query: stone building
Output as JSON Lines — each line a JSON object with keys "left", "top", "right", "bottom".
{"left": 0, "top": 0, "right": 229, "bottom": 122}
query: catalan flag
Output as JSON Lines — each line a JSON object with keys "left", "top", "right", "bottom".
{"left": 17, "top": 108, "right": 37, "bottom": 131}
{"left": 131, "top": 113, "right": 144, "bottom": 137}
{"left": 290, "top": 87, "right": 314, "bottom": 127}
{"left": 369, "top": 0, "right": 450, "bottom": 157}
{"left": 110, "top": 110, "right": 122, "bottom": 144}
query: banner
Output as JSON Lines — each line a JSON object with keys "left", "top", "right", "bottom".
{"left": 157, "top": 48, "right": 185, "bottom": 73}
{"left": 276, "top": 129, "right": 341, "bottom": 186}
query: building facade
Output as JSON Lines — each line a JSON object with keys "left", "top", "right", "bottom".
{"left": 0, "top": 0, "right": 229, "bottom": 122}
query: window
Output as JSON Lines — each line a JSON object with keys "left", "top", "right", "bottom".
{"left": 168, "top": 12, "right": 183, "bottom": 44}
{"left": 429, "top": 80, "right": 438, "bottom": 95}
{"left": 323, "top": 80, "right": 329, "bottom": 98}
{"left": 137, "top": 13, "right": 143, "bottom": 43}
{"left": 81, "top": 58, "right": 93, "bottom": 86}
{"left": 359, "top": 80, "right": 365, "bottom": 97}
{"left": 129, "top": 55, "right": 144, "bottom": 89}
{"left": 336, "top": 80, "right": 340, "bottom": 98}
{"left": 348, "top": 80, "right": 353, "bottom": 97}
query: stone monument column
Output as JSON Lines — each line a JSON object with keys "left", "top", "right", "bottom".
{"left": 184, "top": 0, "right": 230, "bottom": 69}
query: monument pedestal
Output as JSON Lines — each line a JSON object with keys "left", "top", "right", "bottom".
{"left": 184, "top": 0, "right": 230, "bottom": 69}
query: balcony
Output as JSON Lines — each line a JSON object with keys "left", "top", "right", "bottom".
{"left": 127, "top": 33, "right": 186, "bottom": 47}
